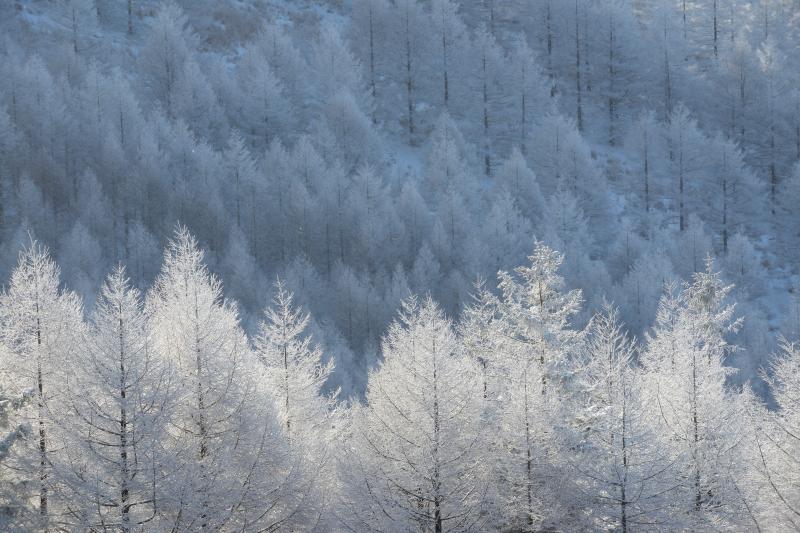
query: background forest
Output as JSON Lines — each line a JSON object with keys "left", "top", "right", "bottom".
{"left": 1, "top": 0, "right": 800, "bottom": 530}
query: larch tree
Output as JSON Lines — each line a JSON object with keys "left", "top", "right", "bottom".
{"left": 145, "top": 228, "right": 299, "bottom": 531}
{"left": 624, "top": 111, "right": 667, "bottom": 219}
{"left": 223, "top": 130, "right": 257, "bottom": 235}
{"left": 249, "top": 22, "right": 308, "bottom": 118}
{"left": 308, "top": 23, "right": 369, "bottom": 118}
{"left": 391, "top": 0, "right": 428, "bottom": 143}
{"left": 0, "top": 340, "right": 34, "bottom": 528}
{"left": 704, "top": 135, "right": 765, "bottom": 252}
{"left": 493, "top": 242, "right": 583, "bottom": 529}
{"left": 589, "top": 0, "right": 642, "bottom": 147}
{"left": 339, "top": 296, "right": 489, "bottom": 532}
{"left": 528, "top": 113, "right": 610, "bottom": 230}
{"left": 640, "top": 262, "right": 746, "bottom": 528}
{"left": 55, "top": 0, "right": 98, "bottom": 55}
{"left": 458, "top": 279, "right": 501, "bottom": 403}
{"left": 470, "top": 26, "right": 504, "bottom": 176}
{"left": 234, "top": 47, "right": 291, "bottom": 148}
{"left": 430, "top": 0, "right": 468, "bottom": 111}
{"left": 493, "top": 148, "right": 544, "bottom": 222}
{"left": 65, "top": 266, "right": 168, "bottom": 531}
{"left": 571, "top": 305, "right": 677, "bottom": 532}
{"left": 0, "top": 241, "right": 84, "bottom": 532}
{"left": 664, "top": 104, "right": 704, "bottom": 232}
{"left": 137, "top": 2, "right": 194, "bottom": 120}
{"left": 506, "top": 37, "right": 552, "bottom": 154}
{"left": 253, "top": 280, "right": 339, "bottom": 527}
{"left": 254, "top": 280, "right": 336, "bottom": 440}
{"left": 480, "top": 189, "right": 534, "bottom": 278}
{"left": 754, "top": 38, "right": 790, "bottom": 216}
{"left": 745, "top": 340, "right": 800, "bottom": 529}
{"left": 349, "top": 0, "right": 392, "bottom": 120}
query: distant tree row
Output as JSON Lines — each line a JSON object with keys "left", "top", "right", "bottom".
{"left": 1, "top": 0, "right": 798, "bottom": 393}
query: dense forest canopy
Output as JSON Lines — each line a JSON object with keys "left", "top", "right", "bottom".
{"left": 1, "top": 0, "right": 800, "bottom": 530}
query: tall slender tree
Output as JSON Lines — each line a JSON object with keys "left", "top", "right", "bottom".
{"left": 0, "top": 241, "right": 84, "bottom": 531}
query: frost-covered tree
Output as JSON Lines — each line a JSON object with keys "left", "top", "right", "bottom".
{"left": 233, "top": 47, "right": 291, "bottom": 147}
{"left": 572, "top": 305, "right": 676, "bottom": 531}
{"left": 138, "top": 3, "right": 221, "bottom": 135}
{"left": 470, "top": 26, "right": 505, "bottom": 176}
{"left": 253, "top": 280, "right": 338, "bottom": 526}
{"left": 528, "top": 113, "right": 609, "bottom": 228}
{"left": 430, "top": 0, "right": 469, "bottom": 111}
{"left": 338, "top": 296, "right": 488, "bottom": 532}
{"left": 254, "top": 280, "right": 335, "bottom": 438}
{"left": 389, "top": 0, "right": 430, "bottom": 142}
{"left": 458, "top": 279, "right": 501, "bottom": 402}
{"left": 493, "top": 242, "right": 583, "bottom": 529}
{"left": 0, "top": 343, "right": 33, "bottom": 528}
{"left": 138, "top": 3, "right": 194, "bottom": 119}
{"left": 746, "top": 340, "right": 800, "bottom": 529}
{"left": 0, "top": 242, "right": 84, "bottom": 531}
{"left": 624, "top": 111, "right": 667, "bottom": 218}
{"left": 506, "top": 37, "right": 552, "bottom": 153}
{"left": 494, "top": 147, "right": 544, "bottom": 222}
{"left": 308, "top": 23, "right": 369, "bottom": 116}
{"left": 640, "top": 262, "right": 746, "bottom": 528}
{"left": 349, "top": 0, "right": 392, "bottom": 112}
{"left": 480, "top": 189, "right": 534, "bottom": 277}
{"left": 54, "top": 0, "right": 98, "bottom": 55}
{"left": 66, "top": 266, "right": 167, "bottom": 531}
{"left": 146, "top": 228, "right": 302, "bottom": 530}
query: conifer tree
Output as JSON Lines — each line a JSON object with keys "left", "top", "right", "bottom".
{"left": 0, "top": 241, "right": 84, "bottom": 531}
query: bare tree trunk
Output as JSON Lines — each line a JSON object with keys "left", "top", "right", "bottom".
{"left": 194, "top": 292, "right": 209, "bottom": 530}
{"left": 575, "top": 1, "right": 583, "bottom": 132}
{"left": 71, "top": 6, "right": 79, "bottom": 54}
{"left": 644, "top": 126, "right": 650, "bottom": 213}
{"left": 620, "top": 373, "right": 629, "bottom": 533}
{"left": 608, "top": 13, "right": 616, "bottom": 146}
{"left": 368, "top": 1, "right": 376, "bottom": 120}
{"left": 432, "top": 338, "right": 442, "bottom": 533}
{"left": 441, "top": 12, "right": 449, "bottom": 109}
{"left": 521, "top": 59, "right": 527, "bottom": 153}
{"left": 35, "top": 294, "right": 49, "bottom": 532}
{"left": 692, "top": 354, "right": 702, "bottom": 512}
{"left": 524, "top": 372, "right": 534, "bottom": 527}
{"left": 118, "top": 308, "right": 131, "bottom": 533}
{"left": 546, "top": 1, "right": 554, "bottom": 97}
{"left": 404, "top": 6, "right": 414, "bottom": 143}
{"left": 482, "top": 50, "right": 490, "bottom": 176}
{"left": 679, "top": 155, "right": 685, "bottom": 231}
{"left": 713, "top": 0, "right": 718, "bottom": 57}
{"left": 770, "top": 123, "right": 777, "bottom": 216}
{"left": 283, "top": 329, "right": 291, "bottom": 435}
{"left": 128, "top": 0, "right": 133, "bottom": 35}
{"left": 664, "top": 46, "right": 672, "bottom": 118}
{"left": 722, "top": 151, "right": 728, "bottom": 252}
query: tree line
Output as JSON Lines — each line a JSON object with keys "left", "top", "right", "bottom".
{"left": 1, "top": 231, "right": 798, "bottom": 531}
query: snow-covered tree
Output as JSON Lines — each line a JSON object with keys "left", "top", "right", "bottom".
{"left": 146, "top": 228, "right": 301, "bottom": 530}
{"left": 66, "top": 266, "right": 167, "bottom": 531}
{"left": 0, "top": 241, "right": 84, "bottom": 531}
{"left": 339, "top": 296, "right": 488, "bottom": 532}
{"left": 640, "top": 262, "right": 746, "bottom": 528}
{"left": 746, "top": 340, "right": 800, "bottom": 529}
{"left": 492, "top": 242, "right": 583, "bottom": 529}
{"left": 254, "top": 280, "right": 335, "bottom": 438}
{"left": 253, "top": 279, "right": 339, "bottom": 526}
{"left": 572, "top": 305, "right": 676, "bottom": 531}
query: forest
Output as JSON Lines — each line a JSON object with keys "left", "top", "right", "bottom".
{"left": 1, "top": 0, "right": 800, "bottom": 530}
